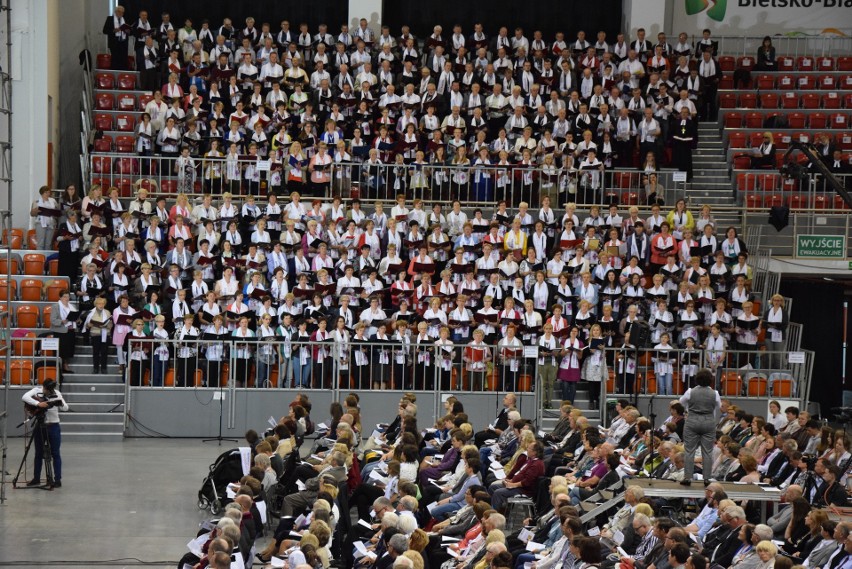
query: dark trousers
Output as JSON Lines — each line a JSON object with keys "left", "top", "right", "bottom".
{"left": 349, "top": 483, "right": 385, "bottom": 520}
{"left": 109, "top": 39, "right": 129, "bottom": 70}
{"left": 32, "top": 423, "right": 62, "bottom": 482}
{"left": 176, "top": 356, "right": 197, "bottom": 387}
{"left": 128, "top": 359, "right": 148, "bottom": 386}
{"left": 206, "top": 360, "right": 222, "bottom": 388}
{"left": 91, "top": 335, "right": 108, "bottom": 370}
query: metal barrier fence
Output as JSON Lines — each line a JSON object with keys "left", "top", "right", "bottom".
{"left": 600, "top": 346, "right": 813, "bottom": 411}
{"left": 125, "top": 338, "right": 810, "bottom": 430}
{"left": 2, "top": 336, "right": 62, "bottom": 387}
{"left": 700, "top": 34, "right": 852, "bottom": 58}
{"left": 87, "top": 153, "right": 686, "bottom": 208}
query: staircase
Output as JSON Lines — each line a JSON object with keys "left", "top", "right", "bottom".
{"left": 688, "top": 121, "right": 742, "bottom": 229}
{"left": 539, "top": 382, "right": 602, "bottom": 431}
{"left": 61, "top": 342, "right": 125, "bottom": 442}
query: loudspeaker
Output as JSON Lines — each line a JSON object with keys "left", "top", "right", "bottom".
{"left": 769, "top": 205, "right": 790, "bottom": 231}
{"left": 629, "top": 320, "right": 652, "bottom": 348}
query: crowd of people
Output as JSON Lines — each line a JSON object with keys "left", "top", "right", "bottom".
{"left": 99, "top": 7, "right": 725, "bottom": 205}
{"left": 181, "top": 383, "right": 850, "bottom": 569}
{"left": 36, "top": 176, "right": 790, "bottom": 397}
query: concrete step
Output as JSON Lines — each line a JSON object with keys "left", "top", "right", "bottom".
{"left": 61, "top": 382, "right": 124, "bottom": 393}
{"left": 62, "top": 412, "right": 125, "bottom": 424}
{"left": 61, "top": 421, "right": 124, "bottom": 434}
{"left": 64, "top": 371, "right": 124, "bottom": 383}
{"left": 68, "top": 362, "right": 123, "bottom": 374}
{"left": 62, "top": 391, "right": 125, "bottom": 404}
{"left": 65, "top": 401, "right": 125, "bottom": 413}
{"left": 63, "top": 432, "right": 124, "bottom": 442}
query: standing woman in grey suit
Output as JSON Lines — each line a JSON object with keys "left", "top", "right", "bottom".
{"left": 50, "top": 289, "right": 78, "bottom": 374}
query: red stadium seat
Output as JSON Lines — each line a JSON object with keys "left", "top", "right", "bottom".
{"left": 719, "top": 75, "right": 734, "bottom": 89}
{"left": 822, "top": 92, "right": 841, "bottom": 109}
{"left": 756, "top": 75, "right": 775, "bottom": 89}
{"left": 719, "top": 93, "right": 737, "bottom": 108}
{"left": 797, "top": 75, "right": 816, "bottom": 89}
{"left": 138, "top": 93, "right": 153, "bottom": 110}
{"left": 739, "top": 93, "right": 757, "bottom": 109}
{"left": 831, "top": 113, "right": 848, "bottom": 129}
{"left": 622, "top": 192, "right": 639, "bottom": 206}
{"left": 778, "top": 74, "right": 795, "bottom": 89}
{"left": 736, "top": 173, "right": 756, "bottom": 192}
{"left": 117, "top": 94, "right": 136, "bottom": 111}
{"left": 719, "top": 56, "right": 735, "bottom": 72}
{"left": 775, "top": 133, "right": 791, "bottom": 150}
{"left": 115, "top": 113, "right": 134, "bottom": 132}
{"left": 789, "top": 194, "right": 808, "bottom": 209}
{"left": 765, "top": 194, "right": 784, "bottom": 208}
{"left": 813, "top": 195, "right": 830, "bottom": 210}
{"left": 817, "top": 57, "right": 834, "bottom": 71}
{"left": 91, "top": 156, "right": 112, "bottom": 174}
{"left": 801, "top": 93, "right": 820, "bottom": 109}
{"left": 778, "top": 57, "right": 795, "bottom": 71}
{"left": 113, "top": 157, "right": 138, "bottom": 175}
{"left": 733, "top": 155, "right": 751, "bottom": 169}
{"left": 794, "top": 131, "right": 811, "bottom": 144}
{"left": 781, "top": 92, "right": 798, "bottom": 109}
{"left": 759, "top": 173, "right": 779, "bottom": 191}
{"left": 96, "top": 53, "right": 112, "bottom": 69}
{"left": 838, "top": 133, "right": 852, "bottom": 151}
{"left": 797, "top": 56, "right": 815, "bottom": 71}
{"left": 745, "top": 194, "right": 762, "bottom": 209}
{"left": 728, "top": 132, "right": 747, "bottom": 148}
{"left": 737, "top": 56, "right": 755, "bottom": 70}
{"left": 115, "top": 177, "right": 133, "bottom": 196}
{"left": 724, "top": 113, "right": 742, "bottom": 128}
{"left": 96, "top": 93, "right": 114, "bottom": 110}
{"left": 744, "top": 112, "right": 763, "bottom": 128}
{"left": 819, "top": 75, "right": 836, "bottom": 90}
{"left": 115, "top": 135, "right": 135, "bottom": 153}
{"left": 809, "top": 112, "right": 828, "bottom": 129}
{"left": 843, "top": 76, "right": 852, "bottom": 90}
{"left": 750, "top": 132, "right": 765, "bottom": 147}
{"left": 95, "top": 73, "right": 114, "bottom": 90}
{"left": 788, "top": 113, "right": 806, "bottom": 128}
{"left": 117, "top": 73, "right": 136, "bottom": 90}
{"left": 834, "top": 195, "right": 849, "bottom": 210}
{"left": 160, "top": 180, "right": 177, "bottom": 193}
{"left": 760, "top": 93, "right": 779, "bottom": 109}
{"left": 839, "top": 56, "right": 852, "bottom": 71}
{"left": 94, "top": 113, "right": 113, "bottom": 131}
{"left": 93, "top": 136, "right": 112, "bottom": 152}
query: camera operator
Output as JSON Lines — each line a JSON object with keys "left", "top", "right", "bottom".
{"left": 21, "top": 378, "right": 69, "bottom": 488}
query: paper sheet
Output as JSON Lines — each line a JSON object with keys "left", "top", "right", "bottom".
{"left": 358, "top": 519, "right": 373, "bottom": 530}
{"left": 269, "top": 557, "right": 285, "bottom": 568}
{"left": 187, "top": 534, "right": 208, "bottom": 557}
{"left": 526, "top": 541, "right": 546, "bottom": 552}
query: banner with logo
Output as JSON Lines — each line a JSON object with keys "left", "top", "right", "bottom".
{"left": 673, "top": 0, "right": 852, "bottom": 35}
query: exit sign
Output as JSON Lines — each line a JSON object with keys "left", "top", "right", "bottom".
{"left": 795, "top": 235, "right": 845, "bottom": 259}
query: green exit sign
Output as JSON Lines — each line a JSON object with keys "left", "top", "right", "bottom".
{"left": 796, "top": 235, "right": 846, "bottom": 259}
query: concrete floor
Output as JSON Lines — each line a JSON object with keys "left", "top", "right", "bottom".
{"left": 0, "top": 438, "right": 243, "bottom": 568}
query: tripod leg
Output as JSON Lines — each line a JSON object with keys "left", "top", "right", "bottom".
{"left": 42, "top": 426, "right": 55, "bottom": 488}
{"left": 11, "top": 425, "right": 37, "bottom": 487}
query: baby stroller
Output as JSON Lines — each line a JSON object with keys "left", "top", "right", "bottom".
{"left": 197, "top": 448, "right": 245, "bottom": 514}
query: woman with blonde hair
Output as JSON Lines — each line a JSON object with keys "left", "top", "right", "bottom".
{"left": 752, "top": 132, "right": 775, "bottom": 168}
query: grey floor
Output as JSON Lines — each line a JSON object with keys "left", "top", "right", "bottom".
{"left": 0, "top": 438, "right": 246, "bottom": 568}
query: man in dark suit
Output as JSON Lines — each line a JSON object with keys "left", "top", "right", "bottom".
{"left": 817, "top": 465, "right": 849, "bottom": 507}
{"left": 769, "top": 451, "right": 804, "bottom": 488}
{"left": 711, "top": 505, "right": 748, "bottom": 567}
{"left": 103, "top": 5, "right": 129, "bottom": 70}
{"left": 697, "top": 51, "right": 721, "bottom": 121}
{"left": 473, "top": 392, "right": 516, "bottom": 446}
{"left": 828, "top": 150, "right": 850, "bottom": 175}
{"left": 625, "top": 222, "right": 651, "bottom": 267}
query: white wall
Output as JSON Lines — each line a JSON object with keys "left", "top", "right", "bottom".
{"left": 622, "top": 0, "right": 674, "bottom": 40}
{"left": 348, "top": 0, "right": 382, "bottom": 32}
{"left": 672, "top": 0, "right": 852, "bottom": 36}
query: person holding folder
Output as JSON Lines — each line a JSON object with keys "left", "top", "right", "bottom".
{"left": 50, "top": 289, "right": 79, "bottom": 375}
{"left": 31, "top": 186, "right": 59, "bottom": 250}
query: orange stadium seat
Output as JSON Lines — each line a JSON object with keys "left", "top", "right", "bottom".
{"left": 21, "top": 278, "right": 43, "bottom": 301}
{"left": 0, "top": 257, "right": 18, "bottom": 274}
{"left": 23, "top": 253, "right": 45, "bottom": 275}
{"left": 10, "top": 361, "right": 33, "bottom": 385}
{"left": 16, "top": 305, "right": 39, "bottom": 328}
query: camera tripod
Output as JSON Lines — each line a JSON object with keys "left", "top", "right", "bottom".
{"left": 12, "top": 413, "right": 56, "bottom": 490}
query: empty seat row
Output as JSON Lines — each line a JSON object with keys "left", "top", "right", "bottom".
{"left": 95, "top": 72, "right": 140, "bottom": 91}
{"left": 721, "top": 90, "right": 852, "bottom": 110}
{"left": 741, "top": 191, "right": 849, "bottom": 211}
{"left": 0, "top": 278, "right": 68, "bottom": 302}
{"left": 95, "top": 92, "right": 154, "bottom": 112}
{"left": 718, "top": 55, "right": 852, "bottom": 72}
{"left": 724, "top": 110, "right": 850, "bottom": 129}
{"left": 94, "top": 112, "right": 137, "bottom": 132}
{"left": 90, "top": 176, "right": 183, "bottom": 196}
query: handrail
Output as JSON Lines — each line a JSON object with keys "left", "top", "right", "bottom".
{"left": 690, "top": 34, "right": 852, "bottom": 58}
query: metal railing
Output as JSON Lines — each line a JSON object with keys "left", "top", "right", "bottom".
{"left": 87, "top": 152, "right": 689, "bottom": 207}
{"left": 696, "top": 34, "right": 852, "bottom": 58}
{"left": 601, "top": 345, "right": 813, "bottom": 408}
